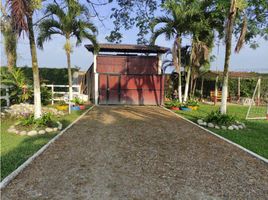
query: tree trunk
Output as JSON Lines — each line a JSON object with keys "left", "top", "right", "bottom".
{"left": 172, "top": 36, "right": 182, "bottom": 102}
{"left": 27, "top": 14, "right": 42, "bottom": 119}
{"left": 214, "top": 75, "right": 219, "bottom": 105}
{"left": 220, "top": 0, "right": 236, "bottom": 114}
{"left": 176, "top": 36, "right": 182, "bottom": 102}
{"left": 192, "top": 77, "right": 197, "bottom": 97}
{"left": 3, "top": 22, "right": 17, "bottom": 71}
{"left": 200, "top": 76, "right": 204, "bottom": 99}
{"left": 183, "top": 66, "right": 191, "bottom": 102}
{"left": 65, "top": 38, "right": 73, "bottom": 113}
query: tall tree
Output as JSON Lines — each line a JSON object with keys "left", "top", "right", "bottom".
{"left": 7, "top": 0, "right": 42, "bottom": 119}
{"left": 37, "top": 0, "right": 98, "bottom": 111}
{"left": 151, "top": 0, "right": 200, "bottom": 102}
{"left": 218, "top": 0, "right": 268, "bottom": 114}
{"left": 0, "top": 1, "right": 17, "bottom": 71}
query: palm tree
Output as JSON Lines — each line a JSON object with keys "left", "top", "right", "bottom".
{"left": 7, "top": 0, "right": 42, "bottom": 119}
{"left": 37, "top": 0, "right": 98, "bottom": 112}
{"left": 151, "top": 0, "right": 199, "bottom": 103}
{"left": 220, "top": 0, "right": 247, "bottom": 114}
{"left": 0, "top": 1, "right": 17, "bottom": 71}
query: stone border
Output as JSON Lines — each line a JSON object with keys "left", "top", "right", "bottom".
{"left": 0, "top": 105, "right": 95, "bottom": 189}
{"left": 8, "top": 121, "right": 63, "bottom": 136}
{"left": 161, "top": 106, "right": 268, "bottom": 164}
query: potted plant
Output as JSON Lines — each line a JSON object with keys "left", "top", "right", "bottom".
{"left": 165, "top": 100, "right": 180, "bottom": 110}
{"left": 71, "top": 97, "right": 85, "bottom": 110}
{"left": 186, "top": 99, "right": 199, "bottom": 110}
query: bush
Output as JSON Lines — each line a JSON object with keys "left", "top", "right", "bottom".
{"left": 71, "top": 97, "right": 84, "bottom": 105}
{"left": 20, "top": 113, "right": 55, "bottom": 128}
{"left": 205, "top": 111, "right": 236, "bottom": 126}
{"left": 186, "top": 99, "right": 199, "bottom": 107}
{"left": 165, "top": 100, "right": 181, "bottom": 108}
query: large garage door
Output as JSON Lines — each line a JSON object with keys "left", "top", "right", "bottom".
{"left": 99, "top": 74, "right": 163, "bottom": 105}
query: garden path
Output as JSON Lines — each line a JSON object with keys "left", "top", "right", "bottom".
{"left": 1, "top": 106, "right": 268, "bottom": 199}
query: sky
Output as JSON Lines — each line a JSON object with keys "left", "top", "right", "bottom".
{"left": 1, "top": 0, "right": 268, "bottom": 73}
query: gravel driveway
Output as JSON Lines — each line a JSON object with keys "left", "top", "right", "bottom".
{"left": 1, "top": 106, "right": 268, "bottom": 199}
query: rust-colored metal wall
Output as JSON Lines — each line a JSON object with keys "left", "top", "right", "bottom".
{"left": 97, "top": 55, "right": 164, "bottom": 105}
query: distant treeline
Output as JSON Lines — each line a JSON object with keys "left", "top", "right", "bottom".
{"left": 0, "top": 66, "right": 79, "bottom": 85}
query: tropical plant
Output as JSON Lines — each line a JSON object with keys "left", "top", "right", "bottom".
{"left": 71, "top": 97, "right": 84, "bottom": 105}
{"left": 0, "top": 68, "right": 32, "bottom": 103}
{"left": 205, "top": 110, "right": 236, "bottom": 126}
{"left": 37, "top": 0, "right": 98, "bottom": 113}
{"left": 7, "top": 0, "right": 43, "bottom": 119}
{"left": 0, "top": 2, "right": 17, "bottom": 71}
{"left": 218, "top": 0, "right": 268, "bottom": 114}
{"left": 151, "top": 0, "right": 200, "bottom": 103}
{"left": 20, "top": 113, "right": 55, "bottom": 128}
{"left": 186, "top": 99, "right": 199, "bottom": 107}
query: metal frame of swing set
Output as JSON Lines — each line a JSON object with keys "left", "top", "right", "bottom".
{"left": 246, "top": 78, "right": 268, "bottom": 120}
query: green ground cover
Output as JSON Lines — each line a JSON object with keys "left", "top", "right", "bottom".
{"left": 174, "top": 104, "right": 268, "bottom": 159}
{"left": 0, "top": 106, "right": 90, "bottom": 180}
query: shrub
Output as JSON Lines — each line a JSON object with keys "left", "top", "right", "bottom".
{"left": 20, "top": 113, "right": 55, "bottom": 127}
{"left": 186, "top": 99, "right": 199, "bottom": 107}
{"left": 165, "top": 100, "right": 181, "bottom": 108}
{"left": 205, "top": 111, "right": 236, "bottom": 126}
{"left": 71, "top": 97, "right": 84, "bottom": 105}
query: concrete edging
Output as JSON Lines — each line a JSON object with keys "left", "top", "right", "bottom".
{"left": 0, "top": 105, "right": 95, "bottom": 189}
{"left": 161, "top": 106, "right": 268, "bottom": 164}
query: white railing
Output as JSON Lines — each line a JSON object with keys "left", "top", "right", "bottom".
{"left": 45, "top": 84, "right": 81, "bottom": 105}
{"left": 0, "top": 85, "right": 10, "bottom": 107}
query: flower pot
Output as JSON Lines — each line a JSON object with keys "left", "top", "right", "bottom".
{"left": 71, "top": 106, "right": 80, "bottom": 111}
{"left": 170, "top": 107, "right": 180, "bottom": 111}
{"left": 56, "top": 105, "right": 68, "bottom": 111}
{"left": 79, "top": 105, "right": 86, "bottom": 110}
{"left": 180, "top": 107, "right": 191, "bottom": 111}
{"left": 188, "top": 106, "right": 198, "bottom": 110}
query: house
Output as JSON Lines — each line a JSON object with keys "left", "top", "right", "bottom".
{"left": 83, "top": 43, "right": 169, "bottom": 105}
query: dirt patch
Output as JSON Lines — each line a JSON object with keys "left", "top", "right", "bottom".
{"left": 1, "top": 106, "right": 268, "bottom": 199}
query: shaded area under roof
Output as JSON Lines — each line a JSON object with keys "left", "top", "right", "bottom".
{"left": 85, "top": 43, "right": 169, "bottom": 54}
{"left": 203, "top": 71, "right": 261, "bottom": 79}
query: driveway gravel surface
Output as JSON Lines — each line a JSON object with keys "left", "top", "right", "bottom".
{"left": 1, "top": 106, "right": 268, "bottom": 199}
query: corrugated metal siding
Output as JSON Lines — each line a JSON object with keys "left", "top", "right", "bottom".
{"left": 97, "top": 55, "right": 164, "bottom": 105}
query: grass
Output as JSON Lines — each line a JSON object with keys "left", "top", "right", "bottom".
{"left": 0, "top": 106, "right": 90, "bottom": 181}
{"left": 173, "top": 104, "right": 268, "bottom": 159}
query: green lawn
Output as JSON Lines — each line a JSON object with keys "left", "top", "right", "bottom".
{"left": 0, "top": 106, "right": 91, "bottom": 180}
{"left": 174, "top": 104, "right": 268, "bottom": 159}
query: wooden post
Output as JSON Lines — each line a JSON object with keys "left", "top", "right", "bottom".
{"left": 257, "top": 78, "right": 261, "bottom": 106}
{"left": 6, "top": 87, "right": 10, "bottom": 107}
{"left": 51, "top": 84, "right": 54, "bottom": 105}
{"left": 237, "top": 77, "right": 240, "bottom": 102}
{"left": 200, "top": 76, "right": 204, "bottom": 99}
{"left": 214, "top": 75, "right": 219, "bottom": 105}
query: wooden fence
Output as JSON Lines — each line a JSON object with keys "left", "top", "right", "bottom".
{"left": 0, "top": 85, "right": 10, "bottom": 107}
{"left": 45, "top": 84, "right": 81, "bottom": 105}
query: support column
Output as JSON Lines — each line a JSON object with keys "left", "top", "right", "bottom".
{"left": 157, "top": 53, "right": 162, "bottom": 75}
{"left": 93, "top": 54, "right": 98, "bottom": 104}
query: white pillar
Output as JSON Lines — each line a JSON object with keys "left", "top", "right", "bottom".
{"left": 51, "top": 84, "right": 54, "bottom": 105}
{"left": 93, "top": 54, "right": 98, "bottom": 104}
{"left": 157, "top": 53, "right": 162, "bottom": 75}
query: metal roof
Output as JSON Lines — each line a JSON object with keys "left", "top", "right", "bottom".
{"left": 85, "top": 43, "right": 169, "bottom": 54}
